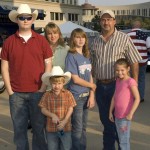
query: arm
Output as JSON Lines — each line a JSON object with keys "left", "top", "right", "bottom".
{"left": 57, "top": 106, "right": 73, "bottom": 130}
{"left": 130, "top": 62, "right": 139, "bottom": 83}
{"left": 71, "top": 74, "right": 96, "bottom": 92}
{"left": 126, "top": 85, "right": 140, "bottom": 120}
{"left": 41, "top": 107, "right": 59, "bottom": 124}
{"left": 1, "top": 60, "right": 13, "bottom": 95}
{"left": 109, "top": 95, "right": 115, "bottom": 122}
{"left": 87, "top": 75, "right": 96, "bottom": 109}
{"left": 39, "top": 57, "right": 52, "bottom": 92}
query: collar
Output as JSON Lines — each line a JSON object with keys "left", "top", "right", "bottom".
{"left": 15, "top": 30, "right": 36, "bottom": 38}
{"left": 100, "top": 28, "right": 117, "bottom": 40}
{"left": 49, "top": 88, "right": 66, "bottom": 94}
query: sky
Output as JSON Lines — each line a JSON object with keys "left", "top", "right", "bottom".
{"left": 78, "top": 0, "right": 150, "bottom": 6}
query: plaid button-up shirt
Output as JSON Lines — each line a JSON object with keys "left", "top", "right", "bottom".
{"left": 39, "top": 89, "right": 76, "bottom": 132}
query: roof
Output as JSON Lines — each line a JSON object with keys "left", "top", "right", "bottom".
{"left": 59, "top": 21, "right": 98, "bottom": 37}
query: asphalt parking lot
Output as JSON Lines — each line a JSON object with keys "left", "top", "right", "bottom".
{"left": 0, "top": 73, "right": 150, "bottom": 150}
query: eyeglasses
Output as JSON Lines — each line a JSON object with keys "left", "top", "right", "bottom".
{"left": 18, "top": 16, "right": 32, "bottom": 21}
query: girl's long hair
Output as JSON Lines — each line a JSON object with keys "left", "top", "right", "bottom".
{"left": 44, "top": 22, "right": 65, "bottom": 46}
{"left": 69, "top": 28, "right": 90, "bottom": 58}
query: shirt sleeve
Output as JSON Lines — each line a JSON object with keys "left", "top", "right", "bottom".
{"left": 41, "top": 36, "right": 53, "bottom": 59}
{"left": 146, "top": 36, "right": 150, "bottom": 48}
{"left": 65, "top": 52, "right": 78, "bottom": 75}
{"left": 124, "top": 36, "right": 142, "bottom": 64}
{"left": 1, "top": 38, "right": 10, "bottom": 61}
{"left": 129, "top": 78, "right": 137, "bottom": 88}
{"left": 38, "top": 92, "right": 49, "bottom": 109}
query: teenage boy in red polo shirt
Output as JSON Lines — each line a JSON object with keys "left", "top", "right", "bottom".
{"left": 1, "top": 4, "right": 52, "bottom": 150}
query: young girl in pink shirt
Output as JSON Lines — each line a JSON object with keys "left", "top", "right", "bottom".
{"left": 109, "top": 58, "right": 140, "bottom": 150}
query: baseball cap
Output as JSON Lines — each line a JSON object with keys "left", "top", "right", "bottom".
{"left": 100, "top": 10, "right": 115, "bottom": 18}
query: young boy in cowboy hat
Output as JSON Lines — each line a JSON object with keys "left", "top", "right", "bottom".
{"left": 39, "top": 66, "right": 76, "bottom": 150}
{"left": 1, "top": 3, "right": 53, "bottom": 150}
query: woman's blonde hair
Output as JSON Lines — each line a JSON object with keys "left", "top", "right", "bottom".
{"left": 44, "top": 22, "right": 65, "bottom": 46}
{"left": 69, "top": 28, "right": 90, "bottom": 58}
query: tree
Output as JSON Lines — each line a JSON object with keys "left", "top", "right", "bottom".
{"left": 91, "top": 15, "right": 101, "bottom": 32}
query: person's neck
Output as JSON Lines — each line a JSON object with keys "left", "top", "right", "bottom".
{"left": 19, "top": 29, "right": 32, "bottom": 36}
{"left": 76, "top": 47, "right": 83, "bottom": 55}
{"left": 102, "top": 29, "right": 115, "bottom": 42}
{"left": 119, "top": 76, "right": 130, "bottom": 81}
{"left": 50, "top": 42, "right": 58, "bottom": 53}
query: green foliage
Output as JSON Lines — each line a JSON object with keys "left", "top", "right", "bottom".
{"left": 91, "top": 15, "right": 101, "bottom": 32}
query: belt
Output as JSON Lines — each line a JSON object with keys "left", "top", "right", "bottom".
{"left": 97, "top": 78, "right": 116, "bottom": 84}
{"left": 79, "top": 92, "right": 89, "bottom": 98}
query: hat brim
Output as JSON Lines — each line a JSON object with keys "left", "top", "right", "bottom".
{"left": 42, "top": 72, "right": 71, "bottom": 87}
{"left": 9, "top": 10, "right": 38, "bottom": 23}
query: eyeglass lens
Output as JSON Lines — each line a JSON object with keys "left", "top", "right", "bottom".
{"left": 18, "top": 16, "right": 32, "bottom": 21}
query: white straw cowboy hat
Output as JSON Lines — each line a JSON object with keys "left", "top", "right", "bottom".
{"left": 9, "top": 4, "right": 38, "bottom": 23}
{"left": 42, "top": 66, "right": 71, "bottom": 86}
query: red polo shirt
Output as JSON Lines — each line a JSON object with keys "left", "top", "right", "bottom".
{"left": 1, "top": 30, "right": 52, "bottom": 92}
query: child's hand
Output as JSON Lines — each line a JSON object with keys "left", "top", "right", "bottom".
{"left": 87, "top": 96, "right": 95, "bottom": 109}
{"left": 109, "top": 113, "right": 114, "bottom": 122}
{"left": 57, "top": 119, "right": 67, "bottom": 131}
{"left": 126, "top": 113, "right": 133, "bottom": 121}
{"left": 91, "top": 83, "right": 96, "bottom": 92}
{"left": 51, "top": 114, "right": 59, "bottom": 124}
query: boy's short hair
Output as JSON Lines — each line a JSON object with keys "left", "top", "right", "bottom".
{"left": 49, "top": 76, "right": 65, "bottom": 84}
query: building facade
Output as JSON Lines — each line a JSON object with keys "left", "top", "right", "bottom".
{"left": 82, "top": 2, "right": 150, "bottom": 23}
{"left": 0, "top": 0, "right": 82, "bottom": 30}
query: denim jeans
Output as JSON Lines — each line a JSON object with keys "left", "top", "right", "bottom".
{"left": 96, "top": 81, "right": 120, "bottom": 150}
{"left": 71, "top": 96, "right": 88, "bottom": 150}
{"left": 46, "top": 131, "right": 71, "bottom": 150}
{"left": 115, "top": 118, "right": 131, "bottom": 150}
{"left": 9, "top": 92, "right": 48, "bottom": 150}
{"left": 138, "top": 65, "right": 147, "bottom": 100}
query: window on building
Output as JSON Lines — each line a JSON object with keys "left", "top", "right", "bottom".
{"left": 68, "top": 13, "right": 78, "bottom": 21}
{"left": 50, "top": 12, "right": 54, "bottom": 20}
{"left": 137, "top": 9, "right": 141, "bottom": 16}
{"left": 145, "top": 9, "right": 147, "bottom": 16}
{"left": 62, "top": 0, "right": 64, "bottom": 3}
{"left": 55, "top": 13, "right": 59, "bottom": 20}
{"left": 83, "top": 10, "right": 85, "bottom": 15}
{"left": 60, "top": 13, "right": 63, "bottom": 20}
{"left": 50, "top": 12, "right": 64, "bottom": 21}
{"left": 68, "top": 13, "right": 71, "bottom": 21}
{"left": 75, "top": 14, "right": 78, "bottom": 21}
{"left": 117, "top": 10, "right": 119, "bottom": 15}
{"left": 72, "top": 14, "right": 74, "bottom": 21}
{"left": 74, "top": 0, "right": 77, "bottom": 5}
